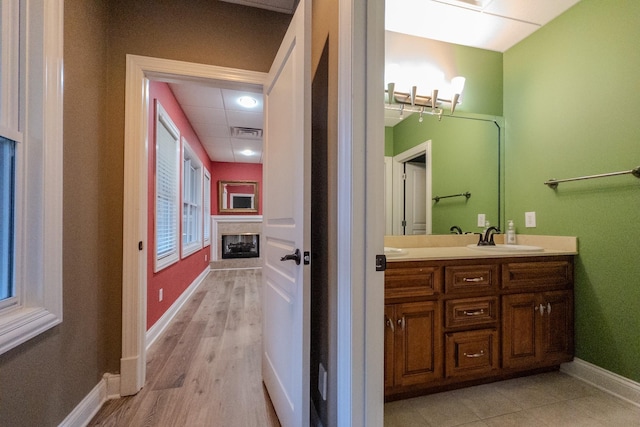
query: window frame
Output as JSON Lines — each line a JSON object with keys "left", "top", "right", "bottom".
{"left": 154, "top": 102, "right": 181, "bottom": 272}
{"left": 0, "top": 0, "right": 64, "bottom": 355}
{"left": 181, "top": 138, "right": 203, "bottom": 258}
{"left": 203, "top": 170, "right": 211, "bottom": 247}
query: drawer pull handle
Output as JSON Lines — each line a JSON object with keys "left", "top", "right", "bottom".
{"left": 463, "top": 277, "right": 484, "bottom": 282}
{"left": 463, "top": 309, "right": 485, "bottom": 316}
{"left": 463, "top": 350, "right": 485, "bottom": 358}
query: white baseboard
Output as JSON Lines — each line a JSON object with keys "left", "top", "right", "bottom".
{"left": 58, "top": 373, "right": 121, "bottom": 427}
{"left": 561, "top": 358, "right": 640, "bottom": 407}
{"left": 146, "top": 266, "right": 210, "bottom": 350}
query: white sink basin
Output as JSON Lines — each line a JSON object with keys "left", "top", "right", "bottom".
{"left": 384, "top": 247, "right": 408, "bottom": 257}
{"left": 466, "top": 244, "right": 544, "bottom": 252}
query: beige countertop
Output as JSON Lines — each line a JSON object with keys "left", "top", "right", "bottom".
{"left": 384, "top": 235, "right": 578, "bottom": 262}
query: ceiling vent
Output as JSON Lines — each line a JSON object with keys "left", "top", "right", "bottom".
{"left": 231, "top": 127, "right": 263, "bottom": 139}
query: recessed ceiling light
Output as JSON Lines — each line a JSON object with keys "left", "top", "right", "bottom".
{"left": 240, "top": 149, "right": 254, "bottom": 156}
{"left": 237, "top": 96, "right": 258, "bottom": 108}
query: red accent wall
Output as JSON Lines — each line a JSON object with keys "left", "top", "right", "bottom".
{"left": 147, "top": 81, "right": 213, "bottom": 329}
{"left": 211, "top": 161, "right": 263, "bottom": 215}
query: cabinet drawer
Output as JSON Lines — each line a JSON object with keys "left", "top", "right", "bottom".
{"left": 445, "top": 297, "right": 498, "bottom": 329}
{"left": 445, "top": 329, "right": 498, "bottom": 378}
{"left": 502, "top": 260, "right": 573, "bottom": 291}
{"left": 445, "top": 264, "right": 498, "bottom": 294}
{"left": 385, "top": 263, "right": 441, "bottom": 299}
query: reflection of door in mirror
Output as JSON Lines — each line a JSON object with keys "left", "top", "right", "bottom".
{"left": 389, "top": 141, "right": 432, "bottom": 235}
{"left": 404, "top": 160, "right": 426, "bottom": 235}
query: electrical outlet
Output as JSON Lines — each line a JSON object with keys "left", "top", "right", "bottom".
{"left": 159, "top": 288, "right": 163, "bottom": 302}
{"left": 525, "top": 212, "right": 537, "bottom": 228}
{"left": 477, "top": 213, "right": 486, "bottom": 227}
{"left": 318, "top": 363, "right": 327, "bottom": 401}
{"left": 205, "top": 254, "right": 208, "bottom": 262}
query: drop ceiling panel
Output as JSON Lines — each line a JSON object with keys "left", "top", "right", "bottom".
{"left": 221, "top": 89, "right": 264, "bottom": 113}
{"left": 180, "top": 105, "right": 228, "bottom": 127}
{"left": 226, "top": 110, "right": 263, "bottom": 129}
{"left": 192, "top": 122, "right": 231, "bottom": 138}
{"left": 170, "top": 84, "right": 224, "bottom": 108}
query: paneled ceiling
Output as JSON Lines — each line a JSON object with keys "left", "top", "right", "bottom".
{"left": 172, "top": 0, "right": 581, "bottom": 163}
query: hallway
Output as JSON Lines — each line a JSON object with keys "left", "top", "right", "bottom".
{"left": 89, "top": 269, "right": 279, "bottom": 426}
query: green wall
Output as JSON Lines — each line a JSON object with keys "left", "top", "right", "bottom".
{"left": 504, "top": 0, "right": 640, "bottom": 382}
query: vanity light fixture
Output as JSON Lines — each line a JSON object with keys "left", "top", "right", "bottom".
{"left": 385, "top": 76, "right": 466, "bottom": 121}
{"left": 237, "top": 95, "right": 258, "bottom": 108}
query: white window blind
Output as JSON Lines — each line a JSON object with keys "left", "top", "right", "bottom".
{"left": 155, "top": 103, "right": 180, "bottom": 271}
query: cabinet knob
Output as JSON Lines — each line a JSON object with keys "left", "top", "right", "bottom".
{"left": 385, "top": 317, "right": 395, "bottom": 333}
{"left": 397, "top": 317, "right": 405, "bottom": 330}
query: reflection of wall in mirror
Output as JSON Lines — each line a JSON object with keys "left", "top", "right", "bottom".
{"left": 386, "top": 114, "right": 501, "bottom": 235}
{"left": 211, "top": 162, "right": 262, "bottom": 215}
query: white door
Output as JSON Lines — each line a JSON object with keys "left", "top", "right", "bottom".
{"left": 405, "top": 162, "right": 427, "bottom": 234}
{"left": 261, "top": 1, "right": 311, "bottom": 426}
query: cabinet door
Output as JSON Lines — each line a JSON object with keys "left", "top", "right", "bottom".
{"left": 503, "top": 291, "right": 574, "bottom": 370}
{"left": 394, "top": 301, "right": 442, "bottom": 387}
{"left": 502, "top": 293, "right": 538, "bottom": 369}
{"left": 384, "top": 304, "right": 396, "bottom": 393}
{"left": 540, "top": 290, "right": 573, "bottom": 364}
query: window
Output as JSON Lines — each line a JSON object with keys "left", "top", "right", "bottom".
{"left": 182, "top": 139, "right": 203, "bottom": 257}
{"left": 203, "top": 171, "right": 211, "bottom": 246}
{"left": 154, "top": 103, "right": 181, "bottom": 271}
{"left": 0, "top": 137, "right": 15, "bottom": 304}
{"left": 0, "top": 0, "right": 64, "bottom": 355}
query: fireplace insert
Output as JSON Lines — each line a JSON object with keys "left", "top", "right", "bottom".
{"left": 221, "top": 233, "right": 260, "bottom": 259}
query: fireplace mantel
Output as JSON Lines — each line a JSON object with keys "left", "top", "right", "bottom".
{"left": 211, "top": 215, "right": 263, "bottom": 263}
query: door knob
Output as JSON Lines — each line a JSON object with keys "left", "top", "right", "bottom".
{"left": 280, "top": 248, "right": 301, "bottom": 265}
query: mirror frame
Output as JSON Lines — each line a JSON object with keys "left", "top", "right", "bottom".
{"left": 218, "top": 180, "right": 259, "bottom": 213}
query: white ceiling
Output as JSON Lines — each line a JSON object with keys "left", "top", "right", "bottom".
{"left": 171, "top": 0, "right": 581, "bottom": 163}
{"left": 169, "top": 82, "right": 264, "bottom": 164}
{"left": 386, "top": 0, "right": 581, "bottom": 53}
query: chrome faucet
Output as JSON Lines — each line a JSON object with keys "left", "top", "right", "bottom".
{"left": 450, "top": 225, "right": 463, "bottom": 234}
{"left": 477, "top": 226, "right": 500, "bottom": 246}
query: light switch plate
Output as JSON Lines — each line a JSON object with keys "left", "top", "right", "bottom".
{"left": 525, "top": 212, "right": 536, "bottom": 228}
{"left": 477, "top": 213, "right": 486, "bottom": 227}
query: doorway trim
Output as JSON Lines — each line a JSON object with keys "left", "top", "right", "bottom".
{"left": 391, "top": 141, "right": 433, "bottom": 235}
{"left": 121, "top": 54, "right": 266, "bottom": 395}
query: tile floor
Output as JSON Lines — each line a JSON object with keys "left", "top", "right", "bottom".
{"left": 384, "top": 372, "right": 640, "bottom": 426}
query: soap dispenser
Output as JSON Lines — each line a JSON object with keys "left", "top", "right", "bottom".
{"left": 506, "top": 220, "right": 516, "bottom": 245}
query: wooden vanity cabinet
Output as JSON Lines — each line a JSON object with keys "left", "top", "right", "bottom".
{"left": 384, "top": 255, "right": 574, "bottom": 401}
{"left": 502, "top": 259, "right": 574, "bottom": 370}
{"left": 385, "top": 301, "right": 442, "bottom": 393}
{"left": 384, "top": 261, "right": 443, "bottom": 395}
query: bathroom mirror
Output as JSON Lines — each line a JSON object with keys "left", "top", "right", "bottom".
{"left": 218, "top": 180, "right": 259, "bottom": 213}
{"left": 385, "top": 113, "right": 503, "bottom": 235}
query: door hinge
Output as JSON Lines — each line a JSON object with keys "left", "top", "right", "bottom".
{"left": 138, "top": 241, "right": 143, "bottom": 251}
{"left": 402, "top": 173, "right": 406, "bottom": 180}
{"left": 376, "top": 254, "right": 387, "bottom": 272}
{"left": 401, "top": 220, "right": 407, "bottom": 227}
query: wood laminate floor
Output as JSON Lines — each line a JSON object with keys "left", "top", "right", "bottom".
{"left": 89, "top": 268, "right": 280, "bottom": 427}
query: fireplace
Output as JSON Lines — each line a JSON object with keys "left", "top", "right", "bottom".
{"left": 221, "top": 233, "right": 260, "bottom": 259}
